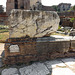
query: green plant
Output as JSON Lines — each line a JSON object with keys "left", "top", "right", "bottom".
{"left": 52, "top": 5, "right": 58, "bottom": 11}
{"left": 58, "top": 25, "right": 61, "bottom": 30}
{"left": 0, "top": 25, "right": 9, "bottom": 29}
{"left": 70, "top": 18, "right": 75, "bottom": 22}
{"left": 68, "top": 5, "right": 75, "bottom": 12}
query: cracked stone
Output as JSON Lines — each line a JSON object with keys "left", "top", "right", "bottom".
{"left": 9, "top": 10, "right": 60, "bottom": 38}
{"left": 1, "top": 68, "right": 19, "bottom": 75}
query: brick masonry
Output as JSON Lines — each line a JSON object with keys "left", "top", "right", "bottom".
{"left": 58, "top": 11, "right": 74, "bottom": 27}
{"left": 3, "top": 37, "right": 75, "bottom": 65}
{"left": 6, "top": 0, "right": 41, "bottom": 15}
{"left": 0, "top": 12, "right": 8, "bottom": 25}
{"left": 6, "top": 0, "right": 30, "bottom": 15}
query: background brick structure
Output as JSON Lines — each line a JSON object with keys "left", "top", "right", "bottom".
{"left": 6, "top": 0, "right": 41, "bottom": 15}
{"left": 41, "top": 5, "right": 55, "bottom": 11}
{"left": 0, "top": 12, "right": 8, "bottom": 25}
{"left": 0, "top": 5, "right": 4, "bottom": 13}
{"left": 58, "top": 3, "right": 71, "bottom": 12}
{"left": 58, "top": 11, "right": 74, "bottom": 27}
{"left": 6, "top": 0, "right": 30, "bottom": 15}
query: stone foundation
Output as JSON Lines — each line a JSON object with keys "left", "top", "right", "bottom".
{"left": 3, "top": 37, "right": 75, "bottom": 65}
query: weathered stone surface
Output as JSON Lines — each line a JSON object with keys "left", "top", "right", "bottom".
{"left": 45, "top": 60, "right": 66, "bottom": 69}
{"left": 9, "top": 9, "right": 60, "bottom": 38}
{"left": 1, "top": 68, "right": 19, "bottom": 75}
{"left": 9, "top": 45, "right": 19, "bottom": 53}
{"left": 36, "top": 41, "right": 70, "bottom": 53}
{"left": 19, "top": 63, "right": 49, "bottom": 75}
{"left": 2, "top": 58, "right": 75, "bottom": 75}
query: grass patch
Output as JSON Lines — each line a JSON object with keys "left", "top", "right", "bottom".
{"left": 0, "top": 25, "right": 8, "bottom": 29}
{"left": 0, "top": 29, "right": 9, "bottom": 33}
{"left": 51, "top": 32, "right": 68, "bottom": 36}
{"left": 0, "top": 25, "right": 9, "bottom": 42}
{"left": 0, "top": 32, "right": 9, "bottom": 42}
{"left": 0, "top": 26, "right": 9, "bottom": 42}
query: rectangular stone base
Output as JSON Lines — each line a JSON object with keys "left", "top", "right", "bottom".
{"left": 3, "top": 37, "right": 75, "bottom": 65}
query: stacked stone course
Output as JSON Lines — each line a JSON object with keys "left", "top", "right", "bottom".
{"left": 4, "top": 38, "right": 75, "bottom": 65}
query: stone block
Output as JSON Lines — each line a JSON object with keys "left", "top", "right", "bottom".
{"left": 2, "top": 68, "right": 19, "bottom": 75}
{"left": 9, "top": 10, "right": 60, "bottom": 38}
{"left": 36, "top": 41, "right": 70, "bottom": 54}
{"left": 71, "top": 40, "right": 75, "bottom": 51}
{"left": 4, "top": 37, "right": 73, "bottom": 65}
{"left": 9, "top": 45, "right": 20, "bottom": 53}
{"left": 19, "top": 63, "right": 50, "bottom": 75}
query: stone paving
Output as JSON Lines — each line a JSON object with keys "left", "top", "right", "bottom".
{"left": 0, "top": 43, "right": 4, "bottom": 57}
{"left": 0, "top": 43, "right": 4, "bottom": 68}
{"left": 0, "top": 43, "right": 75, "bottom": 75}
{"left": 1, "top": 57, "right": 75, "bottom": 75}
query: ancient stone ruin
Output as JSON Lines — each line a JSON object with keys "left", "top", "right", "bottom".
{"left": 4, "top": 9, "right": 75, "bottom": 65}
{"left": 4, "top": 9, "right": 60, "bottom": 64}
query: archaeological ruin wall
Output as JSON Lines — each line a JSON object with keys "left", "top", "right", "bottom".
{"left": 3, "top": 10, "right": 75, "bottom": 65}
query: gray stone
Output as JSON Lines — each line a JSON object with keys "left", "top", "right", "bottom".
{"left": 36, "top": 41, "right": 70, "bottom": 53}
{"left": 0, "top": 60, "right": 2, "bottom": 68}
{"left": 1, "top": 68, "right": 19, "bottom": 75}
{"left": 19, "top": 62, "right": 50, "bottom": 75}
{"left": 1, "top": 58, "right": 75, "bottom": 75}
{"left": 45, "top": 60, "right": 66, "bottom": 69}
{"left": 9, "top": 9, "right": 60, "bottom": 38}
{"left": 9, "top": 45, "right": 19, "bottom": 53}
{"left": 61, "top": 58, "right": 75, "bottom": 72}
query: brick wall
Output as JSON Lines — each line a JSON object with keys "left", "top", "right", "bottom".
{"left": 41, "top": 5, "right": 55, "bottom": 11}
{"left": 6, "top": 0, "right": 15, "bottom": 15}
{"left": 61, "top": 18, "right": 73, "bottom": 27}
{"left": 3, "top": 38, "right": 75, "bottom": 65}
{"left": 0, "top": 12, "right": 8, "bottom": 25}
{"left": 6, "top": 0, "right": 30, "bottom": 15}
{"left": 58, "top": 11, "right": 74, "bottom": 27}
{"left": 58, "top": 11, "right": 74, "bottom": 17}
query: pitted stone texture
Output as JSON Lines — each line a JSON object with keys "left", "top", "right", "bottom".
{"left": 1, "top": 68, "right": 19, "bottom": 75}
{"left": 9, "top": 9, "right": 60, "bottom": 38}
{"left": 9, "top": 45, "right": 19, "bottom": 53}
{"left": 19, "top": 62, "right": 49, "bottom": 75}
